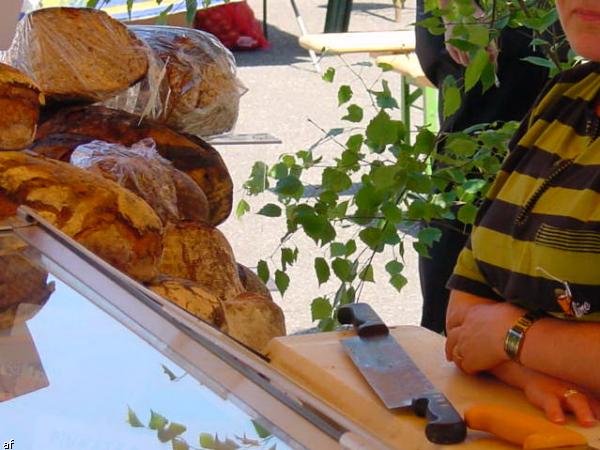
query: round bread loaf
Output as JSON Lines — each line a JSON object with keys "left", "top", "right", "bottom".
{"left": 34, "top": 106, "right": 232, "bottom": 225}
{"left": 0, "top": 152, "right": 163, "bottom": 282}
{"left": 159, "top": 222, "right": 244, "bottom": 302}
{"left": 222, "top": 292, "right": 286, "bottom": 354}
{"left": 237, "top": 263, "right": 272, "bottom": 300}
{"left": 8, "top": 7, "right": 148, "bottom": 103}
{"left": 0, "top": 63, "right": 44, "bottom": 150}
{"left": 148, "top": 276, "right": 226, "bottom": 330}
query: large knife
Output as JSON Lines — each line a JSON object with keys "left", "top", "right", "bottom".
{"left": 337, "top": 303, "right": 467, "bottom": 444}
{"left": 466, "top": 404, "right": 599, "bottom": 449}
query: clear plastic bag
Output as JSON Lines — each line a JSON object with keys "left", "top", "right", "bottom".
{"left": 5, "top": 7, "right": 149, "bottom": 103}
{"left": 71, "top": 138, "right": 209, "bottom": 224}
{"left": 106, "top": 25, "right": 246, "bottom": 138}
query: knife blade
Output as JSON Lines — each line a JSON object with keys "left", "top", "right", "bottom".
{"left": 465, "top": 403, "right": 599, "bottom": 449}
{"left": 337, "top": 303, "right": 467, "bottom": 445}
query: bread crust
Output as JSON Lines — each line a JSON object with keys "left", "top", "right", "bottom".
{"left": 0, "top": 152, "right": 163, "bottom": 281}
{"left": 0, "top": 63, "right": 43, "bottom": 150}
{"left": 222, "top": 292, "right": 286, "bottom": 354}
{"left": 34, "top": 106, "right": 232, "bottom": 225}
{"left": 159, "top": 222, "right": 244, "bottom": 302}
{"left": 9, "top": 8, "right": 148, "bottom": 103}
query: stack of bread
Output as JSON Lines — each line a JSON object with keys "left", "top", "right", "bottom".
{"left": 0, "top": 8, "right": 284, "bottom": 354}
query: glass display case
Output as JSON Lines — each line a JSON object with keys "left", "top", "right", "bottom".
{"left": 0, "top": 207, "right": 389, "bottom": 450}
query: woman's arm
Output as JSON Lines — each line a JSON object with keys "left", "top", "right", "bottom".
{"left": 446, "top": 289, "right": 600, "bottom": 394}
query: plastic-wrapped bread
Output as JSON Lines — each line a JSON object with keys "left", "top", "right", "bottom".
{"left": 222, "top": 292, "right": 286, "bottom": 354}
{"left": 159, "top": 222, "right": 244, "bottom": 302}
{"left": 108, "top": 25, "right": 245, "bottom": 137}
{"left": 148, "top": 276, "right": 226, "bottom": 330}
{"left": 71, "top": 139, "right": 210, "bottom": 224}
{"left": 237, "top": 263, "right": 272, "bottom": 300}
{"left": 33, "top": 106, "right": 232, "bottom": 225}
{"left": 6, "top": 7, "right": 148, "bottom": 103}
{"left": 0, "top": 63, "right": 44, "bottom": 150}
{"left": 0, "top": 152, "right": 163, "bottom": 281}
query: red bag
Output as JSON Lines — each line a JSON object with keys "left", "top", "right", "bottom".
{"left": 194, "top": 1, "right": 269, "bottom": 50}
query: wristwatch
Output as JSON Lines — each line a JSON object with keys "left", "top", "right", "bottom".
{"left": 504, "top": 310, "right": 545, "bottom": 362}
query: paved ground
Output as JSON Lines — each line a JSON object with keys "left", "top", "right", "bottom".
{"left": 218, "top": 0, "right": 425, "bottom": 334}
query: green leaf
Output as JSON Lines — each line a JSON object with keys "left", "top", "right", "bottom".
{"left": 466, "top": 23, "right": 489, "bottom": 47}
{"left": 155, "top": 4, "right": 175, "bottom": 24}
{"left": 275, "top": 270, "right": 290, "bottom": 295}
{"left": 199, "top": 433, "right": 215, "bottom": 448}
{"left": 235, "top": 199, "right": 250, "bottom": 219}
{"left": 322, "top": 67, "right": 335, "bottom": 82}
{"left": 377, "top": 62, "right": 394, "bottom": 72}
{"left": 381, "top": 203, "right": 403, "bottom": 223}
{"left": 359, "top": 227, "right": 384, "bottom": 252}
{"left": 359, "top": 264, "right": 375, "bottom": 282}
{"left": 390, "top": 273, "right": 408, "bottom": 292}
{"left": 464, "top": 49, "right": 490, "bottom": 92}
{"left": 257, "top": 260, "right": 269, "bottom": 283}
{"left": 345, "top": 239, "right": 357, "bottom": 256}
{"left": 322, "top": 168, "right": 352, "bottom": 193}
{"left": 257, "top": 203, "right": 282, "bottom": 217}
{"left": 346, "top": 134, "right": 363, "bottom": 153}
{"left": 185, "top": 0, "right": 198, "bottom": 24}
{"left": 161, "top": 364, "right": 178, "bottom": 381}
{"left": 126, "top": 406, "right": 144, "bottom": 428}
{"left": 443, "top": 81, "right": 461, "bottom": 118}
{"left": 372, "top": 80, "right": 399, "bottom": 109}
{"left": 417, "top": 227, "right": 442, "bottom": 247}
{"left": 521, "top": 56, "right": 556, "bottom": 70}
{"left": 127, "top": 0, "right": 134, "bottom": 18}
{"left": 332, "top": 258, "right": 353, "bottom": 282}
{"left": 318, "top": 317, "right": 336, "bottom": 331}
{"left": 385, "top": 260, "right": 404, "bottom": 275}
{"left": 275, "top": 176, "right": 304, "bottom": 199}
{"left": 281, "top": 247, "right": 297, "bottom": 271}
{"left": 365, "top": 110, "right": 398, "bottom": 151}
{"left": 414, "top": 128, "right": 436, "bottom": 155}
{"left": 371, "top": 165, "right": 402, "bottom": 191}
{"left": 338, "top": 85, "right": 353, "bottom": 106}
{"left": 446, "top": 135, "right": 478, "bottom": 157}
{"left": 86, "top": 0, "right": 100, "bottom": 7}
{"left": 158, "top": 423, "right": 187, "bottom": 443}
{"left": 149, "top": 410, "right": 168, "bottom": 430}
{"left": 311, "top": 297, "right": 333, "bottom": 321}
{"left": 330, "top": 243, "right": 346, "bottom": 257}
{"left": 244, "top": 162, "right": 269, "bottom": 195}
{"left": 457, "top": 203, "right": 478, "bottom": 224}
{"left": 342, "top": 104, "right": 364, "bottom": 122}
{"left": 172, "top": 439, "right": 190, "bottom": 450}
{"left": 251, "top": 420, "right": 272, "bottom": 439}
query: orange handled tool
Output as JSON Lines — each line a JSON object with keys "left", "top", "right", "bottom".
{"left": 465, "top": 404, "right": 597, "bottom": 449}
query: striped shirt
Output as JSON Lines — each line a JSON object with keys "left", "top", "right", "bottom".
{"left": 447, "top": 61, "right": 600, "bottom": 321}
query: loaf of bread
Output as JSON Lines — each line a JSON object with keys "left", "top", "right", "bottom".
{"left": 71, "top": 139, "right": 210, "bottom": 224}
{"left": 0, "top": 152, "right": 163, "bottom": 281}
{"left": 7, "top": 7, "right": 148, "bottom": 103}
{"left": 222, "top": 292, "right": 286, "bottom": 354}
{"left": 120, "top": 25, "right": 244, "bottom": 137}
{"left": 0, "top": 63, "right": 44, "bottom": 150}
{"left": 148, "top": 276, "right": 226, "bottom": 330}
{"left": 0, "top": 242, "right": 54, "bottom": 330}
{"left": 237, "top": 263, "right": 272, "bottom": 300}
{"left": 159, "top": 222, "right": 244, "bottom": 302}
{"left": 34, "top": 106, "right": 232, "bottom": 225}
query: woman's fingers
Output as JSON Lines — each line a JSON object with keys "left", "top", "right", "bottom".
{"left": 445, "top": 327, "right": 459, "bottom": 362}
{"left": 563, "top": 390, "right": 598, "bottom": 427}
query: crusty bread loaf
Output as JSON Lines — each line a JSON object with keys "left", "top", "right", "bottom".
{"left": 222, "top": 292, "right": 286, "bottom": 354}
{"left": 8, "top": 8, "right": 148, "bottom": 103}
{"left": 148, "top": 276, "right": 226, "bottom": 330}
{"left": 237, "top": 263, "right": 272, "bottom": 300}
{"left": 128, "top": 25, "right": 243, "bottom": 137}
{"left": 159, "top": 222, "right": 244, "bottom": 301}
{"left": 34, "top": 106, "right": 232, "bottom": 225}
{"left": 71, "top": 140, "right": 210, "bottom": 224}
{"left": 0, "top": 63, "right": 44, "bottom": 150}
{"left": 0, "top": 152, "right": 163, "bottom": 281}
{"left": 0, "top": 244, "right": 54, "bottom": 330}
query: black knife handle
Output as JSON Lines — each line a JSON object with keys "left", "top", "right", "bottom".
{"left": 337, "top": 303, "right": 389, "bottom": 337}
{"left": 412, "top": 392, "right": 467, "bottom": 445}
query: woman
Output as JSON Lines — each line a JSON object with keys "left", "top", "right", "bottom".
{"left": 445, "top": 0, "right": 600, "bottom": 427}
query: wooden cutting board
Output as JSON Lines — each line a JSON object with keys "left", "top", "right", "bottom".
{"left": 266, "top": 325, "right": 600, "bottom": 450}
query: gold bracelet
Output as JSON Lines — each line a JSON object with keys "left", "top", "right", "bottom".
{"left": 504, "top": 311, "right": 544, "bottom": 362}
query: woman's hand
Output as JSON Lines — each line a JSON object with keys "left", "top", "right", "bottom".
{"left": 446, "top": 296, "right": 524, "bottom": 374}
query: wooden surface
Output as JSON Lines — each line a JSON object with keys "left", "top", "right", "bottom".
{"left": 267, "top": 325, "right": 600, "bottom": 450}
{"left": 376, "top": 53, "right": 435, "bottom": 88}
{"left": 299, "top": 30, "right": 416, "bottom": 54}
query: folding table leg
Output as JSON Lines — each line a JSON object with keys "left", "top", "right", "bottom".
{"left": 290, "top": 0, "right": 321, "bottom": 72}
{"left": 263, "top": 0, "right": 268, "bottom": 38}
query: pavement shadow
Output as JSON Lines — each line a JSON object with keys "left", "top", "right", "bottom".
{"left": 233, "top": 25, "right": 310, "bottom": 68}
